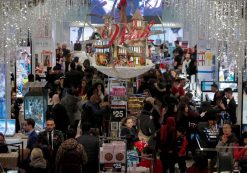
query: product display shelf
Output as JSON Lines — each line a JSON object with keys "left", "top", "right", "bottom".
{"left": 128, "top": 96, "right": 145, "bottom": 116}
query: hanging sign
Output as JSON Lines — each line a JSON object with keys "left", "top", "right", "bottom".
{"left": 111, "top": 105, "right": 127, "bottom": 121}
{"left": 101, "top": 21, "right": 155, "bottom": 46}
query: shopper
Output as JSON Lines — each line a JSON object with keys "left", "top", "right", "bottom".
{"left": 216, "top": 122, "right": 238, "bottom": 158}
{"left": 25, "top": 118, "right": 38, "bottom": 150}
{"left": 138, "top": 100, "right": 156, "bottom": 143}
{"left": 187, "top": 57, "right": 197, "bottom": 80}
{"left": 173, "top": 40, "right": 184, "bottom": 58}
{"left": 83, "top": 93, "right": 109, "bottom": 129}
{"left": 29, "top": 147, "right": 48, "bottom": 173}
{"left": 160, "top": 117, "right": 177, "bottom": 173}
{"left": 120, "top": 117, "right": 138, "bottom": 149}
{"left": 78, "top": 79, "right": 89, "bottom": 101}
{"left": 61, "top": 88, "right": 82, "bottom": 129}
{"left": 64, "top": 53, "right": 72, "bottom": 73}
{"left": 11, "top": 91, "right": 22, "bottom": 132}
{"left": 0, "top": 133, "right": 8, "bottom": 153}
{"left": 222, "top": 88, "right": 237, "bottom": 124}
{"left": 56, "top": 128, "right": 87, "bottom": 173}
{"left": 176, "top": 127, "right": 188, "bottom": 173}
{"left": 210, "top": 83, "right": 222, "bottom": 106}
{"left": 187, "top": 152, "right": 211, "bottom": 173}
{"left": 182, "top": 52, "right": 191, "bottom": 76}
{"left": 62, "top": 43, "right": 70, "bottom": 59}
{"left": 63, "top": 62, "right": 84, "bottom": 89}
{"left": 77, "top": 122, "right": 99, "bottom": 173}
{"left": 51, "top": 94, "right": 70, "bottom": 135}
{"left": 235, "top": 132, "right": 247, "bottom": 172}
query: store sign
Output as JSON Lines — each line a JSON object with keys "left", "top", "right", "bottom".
{"left": 112, "top": 163, "right": 122, "bottom": 172}
{"left": 101, "top": 21, "right": 155, "bottom": 46}
{"left": 111, "top": 105, "right": 127, "bottom": 121}
{"left": 111, "top": 87, "right": 126, "bottom": 96}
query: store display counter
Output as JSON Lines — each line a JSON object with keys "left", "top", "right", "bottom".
{"left": 6, "top": 133, "right": 28, "bottom": 149}
{"left": 0, "top": 133, "right": 28, "bottom": 169}
{"left": 0, "top": 152, "right": 18, "bottom": 169}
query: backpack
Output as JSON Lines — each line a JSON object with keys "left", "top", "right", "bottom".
{"left": 60, "top": 145, "right": 82, "bottom": 173}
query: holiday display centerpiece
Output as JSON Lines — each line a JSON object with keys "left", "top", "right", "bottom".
{"left": 89, "top": 10, "right": 155, "bottom": 78}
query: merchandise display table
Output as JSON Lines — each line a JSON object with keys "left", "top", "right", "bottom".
{"left": 0, "top": 152, "right": 18, "bottom": 169}
{"left": 6, "top": 133, "right": 28, "bottom": 149}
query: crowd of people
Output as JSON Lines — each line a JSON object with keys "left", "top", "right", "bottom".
{"left": 6, "top": 41, "right": 245, "bottom": 173}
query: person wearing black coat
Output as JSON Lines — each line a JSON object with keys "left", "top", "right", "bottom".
{"left": 138, "top": 100, "right": 156, "bottom": 140}
{"left": 51, "top": 94, "right": 70, "bottom": 135}
{"left": 221, "top": 88, "right": 237, "bottom": 124}
{"left": 187, "top": 58, "right": 197, "bottom": 80}
{"left": 83, "top": 93, "right": 108, "bottom": 129}
{"left": 63, "top": 62, "right": 84, "bottom": 89}
{"left": 77, "top": 122, "right": 99, "bottom": 173}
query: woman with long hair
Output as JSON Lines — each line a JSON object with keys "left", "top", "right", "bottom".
{"left": 78, "top": 79, "right": 88, "bottom": 101}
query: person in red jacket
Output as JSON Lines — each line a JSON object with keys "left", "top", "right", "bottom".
{"left": 235, "top": 132, "right": 247, "bottom": 172}
{"left": 160, "top": 117, "right": 177, "bottom": 173}
{"left": 176, "top": 127, "right": 188, "bottom": 173}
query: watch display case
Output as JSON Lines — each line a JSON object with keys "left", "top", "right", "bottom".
{"left": 24, "top": 82, "right": 47, "bottom": 130}
{"left": 0, "top": 64, "right": 6, "bottom": 119}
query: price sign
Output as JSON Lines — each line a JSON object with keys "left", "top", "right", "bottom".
{"left": 111, "top": 105, "right": 127, "bottom": 121}
{"left": 112, "top": 163, "right": 122, "bottom": 172}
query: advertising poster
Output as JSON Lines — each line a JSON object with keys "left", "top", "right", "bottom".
{"left": 218, "top": 52, "right": 235, "bottom": 81}
{"left": 16, "top": 47, "right": 31, "bottom": 98}
{"left": 91, "top": 0, "right": 163, "bottom": 23}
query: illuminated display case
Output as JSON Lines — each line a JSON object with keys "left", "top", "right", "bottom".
{"left": 24, "top": 82, "right": 47, "bottom": 130}
{"left": 0, "top": 64, "right": 6, "bottom": 119}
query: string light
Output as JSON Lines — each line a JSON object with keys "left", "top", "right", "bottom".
{"left": 0, "top": 0, "right": 87, "bottom": 61}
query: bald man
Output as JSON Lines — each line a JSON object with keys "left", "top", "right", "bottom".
{"left": 51, "top": 94, "right": 70, "bottom": 135}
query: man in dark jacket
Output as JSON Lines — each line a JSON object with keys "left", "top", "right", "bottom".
{"left": 222, "top": 88, "right": 237, "bottom": 124}
{"left": 51, "top": 94, "right": 70, "bottom": 135}
{"left": 38, "top": 119, "right": 64, "bottom": 152}
{"left": 25, "top": 118, "right": 38, "bottom": 150}
{"left": 63, "top": 62, "right": 83, "bottom": 89}
{"left": 38, "top": 119, "right": 64, "bottom": 172}
{"left": 77, "top": 122, "right": 99, "bottom": 173}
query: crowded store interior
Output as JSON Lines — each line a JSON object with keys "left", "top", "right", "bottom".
{"left": 1, "top": 0, "right": 247, "bottom": 173}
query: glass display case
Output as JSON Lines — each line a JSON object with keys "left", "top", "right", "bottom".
{"left": 0, "top": 64, "right": 6, "bottom": 119}
{"left": 24, "top": 82, "right": 47, "bottom": 130}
